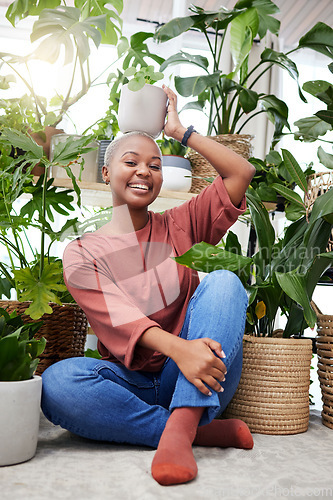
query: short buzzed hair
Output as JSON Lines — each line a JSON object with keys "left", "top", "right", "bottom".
{"left": 104, "top": 131, "right": 161, "bottom": 167}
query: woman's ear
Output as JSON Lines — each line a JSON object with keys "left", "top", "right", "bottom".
{"left": 102, "top": 165, "right": 110, "bottom": 185}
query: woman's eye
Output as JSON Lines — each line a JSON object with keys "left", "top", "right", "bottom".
{"left": 150, "top": 165, "right": 161, "bottom": 171}
{"left": 125, "top": 161, "right": 136, "bottom": 166}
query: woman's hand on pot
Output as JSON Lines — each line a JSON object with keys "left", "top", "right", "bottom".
{"left": 172, "top": 337, "right": 227, "bottom": 396}
{"left": 162, "top": 85, "right": 186, "bottom": 141}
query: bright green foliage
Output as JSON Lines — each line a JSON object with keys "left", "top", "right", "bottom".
{"left": 175, "top": 187, "right": 333, "bottom": 337}
{"left": 0, "top": 308, "right": 46, "bottom": 381}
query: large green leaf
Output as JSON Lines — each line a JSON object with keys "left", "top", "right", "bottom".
{"left": 294, "top": 115, "right": 332, "bottom": 141}
{"left": 304, "top": 188, "right": 333, "bottom": 243}
{"left": 275, "top": 270, "right": 317, "bottom": 328}
{"left": 239, "top": 88, "right": 259, "bottom": 113}
{"left": 160, "top": 51, "right": 209, "bottom": 73}
{"left": 303, "top": 80, "right": 332, "bottom": 104}
{"left": 270, "top": 183, "right": 305, "bottom": 211}
{"left": 174, "top": 241, "right": 252, "bottom": 284}
{"left": 281, "top": 149, "right": 307, "bottom": 193}
{"left": 154, "top": 15, "right": 197, "bottom": 43}
{"left": 5, "top": 0, "right": 61, "bottom": 26}
{"left": 297, "top": 22, "right": 333, "bottom": 59}
{"left": 75, "top": 0, "right": 123, "bottom": 45}
{"left": 315, "top": 110, "right": 333, "bottom": 126}
{"left": 51, "top": 135, "right": 96, "bottom": 164}
{"left": 0, "top": 128, "right": 44, "bottom": 158}
{"left": 230, "top": 8, "right": 258, "bottom": 73}
{"left": 31, "top": 7, "right": 106, "bottom": 64}
{"left": 175, "top": 73, "right": 221, "bottom": 97}
{"left": 318, "top": 146, "right": 333, "bottom": 169}
{"left": 14, "top": 260, "right": 66, "bottom": 319}
{"left": 122, "top": 32, "right": 164, "bottom": 69}
{"left": 246, "top": 188, "right": 275, "bottom": 252}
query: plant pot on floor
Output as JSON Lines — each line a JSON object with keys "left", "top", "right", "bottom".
{"left": 187, "top": 134, "right": 254, "bottom": 194}
{"left": 161, "top": 155, "right": 192, "bottom": 192}
{"left": 49, "top": 134, "right": 99, "bottom": 183}
{"left": 222, "top": 335, "right": 312, "bottom": 435}
{"left": 0, "top": 301, "right": 88, "bottom": 375}
{"left": 0, "top": 375, "right": 42, "bottom": 466}
{"left": 118, "top": 84, "right": 167, "bottom": 138}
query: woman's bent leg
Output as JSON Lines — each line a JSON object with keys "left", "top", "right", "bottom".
{"left": 41, "top": 357, "right": 170, "bottom": 448}
{"left": 165, "top": 269, "right": 248, "bottom": 425}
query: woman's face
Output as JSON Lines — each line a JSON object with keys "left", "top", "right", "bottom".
{"left": 103, "top": 135, "right": 163, "bottom": 209}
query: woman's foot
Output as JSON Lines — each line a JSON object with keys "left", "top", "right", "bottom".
{"left": 194, "top": 418, "right": 254, "bottom": 449}
{"left": 151, "top": 407, "right": 203, "bottom": 486}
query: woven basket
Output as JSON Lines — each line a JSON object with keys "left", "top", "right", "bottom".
{"left": 313, "top": 302, "right": 333, "bottom": 430}
{"left": 0, "top": 300, "right": 88, "bottom": 375}
{"left": 223, "top": 335, "right": 312, "bottom": 435}
{"left": 305, "top": 171, "right": 333, "bottom": 251}
{"left": 187, "top": 134, "right": 254, "bottom": 194}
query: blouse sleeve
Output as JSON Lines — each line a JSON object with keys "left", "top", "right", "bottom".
{"left": 167, "top": 176, "right": 247, "bottom": 245}
{"left": 63, "top": 239, "right": 161, "bottom": 371}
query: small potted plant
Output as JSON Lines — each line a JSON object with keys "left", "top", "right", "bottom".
{"left": 117, "top": 65, "right": 167, "bottom": 138}
{"left": 157, "top": 135, "right": 192, "bottom": 192}
{"left": 0, "top": 308, "right": 46, "bottom": 466}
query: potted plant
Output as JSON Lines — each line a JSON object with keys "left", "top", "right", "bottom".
{"left": 0, "top": 128, "right": 91, "bottom": 371}
{"left": 153, "top": 2, "right": 333, "bottom": 191}
{"left": 0, "top": 307, "right": 46, "bottom": 466}
{"left": 174, "top": 165, "right": 333, "bottom": 433}
{"left": 156, "top": 135, "right": 192, "bottom": 192}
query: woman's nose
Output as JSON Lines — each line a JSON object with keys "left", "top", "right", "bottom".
{"left": 136, "top": 163, "right": 151, "bottom": 176}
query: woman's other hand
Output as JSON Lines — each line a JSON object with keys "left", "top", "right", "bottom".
{"left": 162, "top": 85, "right": 186, "bottom": 141}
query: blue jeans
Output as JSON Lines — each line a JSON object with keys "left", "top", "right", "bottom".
{"left": 41, "top": 270, "right": 248, "bottom": 448}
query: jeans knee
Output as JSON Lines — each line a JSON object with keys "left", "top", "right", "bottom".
{"left": 202, "top": 270, "right": 247, "bottom": 304}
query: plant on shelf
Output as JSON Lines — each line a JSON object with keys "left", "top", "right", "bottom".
{"left": 154, "top": 1, "right": 333, "bottom": 142}
{"left": 174, "top": 184, "right": 333, "bottom": 338}
{"left": 157, "top": 136, "right": 188, "bottom": 157}
{"left": 0, "top": 0, "right": 124, "bottom": 135}
{"left": 0, "top": 128, "right": 94, "bottom": 319}
{"left": 0, "top": 308, "right": 45, "bottom": 381}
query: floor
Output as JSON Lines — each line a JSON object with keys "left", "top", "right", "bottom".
{"left": 1, "top": 408, "right": 333, "bottom": 500}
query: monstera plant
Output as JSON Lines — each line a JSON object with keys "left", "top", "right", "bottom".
{"left": 0, "top": 0, "right": 124, "bottom": 132}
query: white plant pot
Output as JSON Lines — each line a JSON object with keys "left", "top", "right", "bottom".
{"left": 49, "top": 134, "right": 98, "bottom": 182}
{"left": 0, "top": 376, "right": 42, "bottom": 466}
{"left": 118, "top": 84, "right": 167, "bottom": 138}
{"left": 162, "top": 155, "right": 192, "bottom": 192}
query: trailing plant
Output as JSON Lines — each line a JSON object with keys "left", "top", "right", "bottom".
{"left": 154, "top": 1, "right": 333, "bottom": 143}
{"left": 157, "top": 135, "right": 188, "bottom": 157}
{"left": 0, "top": 308, "right": 46, "bottom": 381}
{"left": 0, "top": 128, "right": 94, "bottom": 319}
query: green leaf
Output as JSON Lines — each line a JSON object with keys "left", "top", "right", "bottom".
{"left": 225, "top": 231, "right": 242, "bottom": 255}
{"left": 160, "top": 51, "right": 209, "bottom": 73}
{"left": 270, "top": 183, "right": 305, "bottom": 211}
{"left": 275, "top": 270, "right": 317, "bottom": 328}
{"left": 246, "top": 187, "right": 275, "bottom": 252}
{"left": 315, "top": 110, "right": 333, "bottom": 125}
{"left": 14, "top": 261, "right": 66, "bottom": 319}
{"left": 304, "top": 188, "right": 333, "bottom": 243}
{"left": 260, "top": 48, "right": 306, "bottom": 102}
{"left": 239, "top": 88, "right": 259, "bottom": 113}
{"left": 0, "top": 128, "right": 44, "bottom": 159}
{"left": 52, "top": 135, "right": 95, "bottom": 164}
{"left": 174, "top": 241, "right": 252, "bottom": 284}
{"left": 154, "top": 15, "right": 197, "bottom": 43}
{"left": 294, "top": 115, "right": 331, "bottom": 142}
{"left": 180, "top": 100, "right": 206, "bottom": 113}
{"left": 318, "top": 146, "right": 333, "bottom": 169}
{"left": 85, "top": 348, "right": 102, "bottom": 359}
{"left": 303, "top": 80, "right": 332, "bottom": 103}
{"left": 230, "top": 9, "right": 258, "bottom": 73}
{"left": 31, "top": 7, "right": 106, "bottom": 64}
{"left": 297, "top": 22, "right": 333, "bottom": 59}
{"left": 281, "top": 149, "right": 307, "bottom": 193}
{"left": 175, "top": 72, "right": 221, "bottom": 97}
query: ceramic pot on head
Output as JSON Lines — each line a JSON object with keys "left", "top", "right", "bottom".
{"left": 118, "top": 84, "right": 168, "bottom": 138}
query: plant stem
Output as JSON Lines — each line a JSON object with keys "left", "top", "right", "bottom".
{"left": 236, "top": 110, "right": 266, "bottom": 134}
{"left": 39, "top": 168, "right": 48, "bottom": 280}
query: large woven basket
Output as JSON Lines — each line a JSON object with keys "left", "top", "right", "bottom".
{"left": 187, "top": 134, "right": 254, "bottom": 194}
{"left": 223, "top": 335, "right": 312, "bottom": 435}
{"left": 313, "top": 302, "right": 333, "bottom": 430}
{"left": 305, "top": 171, "right": 333, "bottom": 251}
{"left": 0, "top": 300, "right": 88, "bottom": 375}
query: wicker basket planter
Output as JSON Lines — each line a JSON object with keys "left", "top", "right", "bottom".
{"left": 313, "top": 303, "right": 333, "bottom": 429}
{"left": 223, "top": 335, "right": 312, "bottom": 435}
{"left": 0, "top": 300, "right": 88, "bottom": 375}
{"left": 187, "top": 134, "right": 254, "bottom": 194}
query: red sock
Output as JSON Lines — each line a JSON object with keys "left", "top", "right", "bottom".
{"left": 194, "top": 418, "right": 254, "bottom": 449}
{"left": 151, "top": 407, "right": 203, "bottom": 486}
